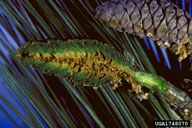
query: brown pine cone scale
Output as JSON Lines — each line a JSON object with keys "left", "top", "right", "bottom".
{"left": 95, "top": 0, "right": 192, "bottom": 61}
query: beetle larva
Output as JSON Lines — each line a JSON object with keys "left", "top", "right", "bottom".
{"left": 95, "top": 0, "right": 192, "bottom": 61}
{"left": 16, "top": 39, "right": 192, "bottom": 119}
{"left": 16, "top": 39, "right": 168, "bottom": 92}
{"left": 16, "top": 39, "right": 135, "bottom": 88}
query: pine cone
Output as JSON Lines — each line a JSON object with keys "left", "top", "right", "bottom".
{"left": 95, "top": 0, "right": 192, "bottom": 61}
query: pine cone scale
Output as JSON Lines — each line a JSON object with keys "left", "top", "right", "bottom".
{"left": 95, "top": 0, "right": 192, "bottom": 61}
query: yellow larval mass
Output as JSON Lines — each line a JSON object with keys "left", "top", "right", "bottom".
{"left": 176, "top": 39, "right": 192, "bottom": 61}
{"left": 30, "top": 52, "right": 124, "bottom": 83}
{"left": 29, "top": 51, "right": 143, "bottom": 93}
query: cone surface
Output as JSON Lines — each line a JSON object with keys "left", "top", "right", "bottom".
{"left": 95, "top": 0, "right": 192, "bottom": 61}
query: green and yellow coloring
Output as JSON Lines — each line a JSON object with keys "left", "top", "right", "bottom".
{"left": 131, "top": 71, "right": 169, "bottom": 93}
{"left": 16, "top": 39, "right": 169, "bottom": 93}
{"left": 16, "top": 39, "right": 132, "bottom": 88}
